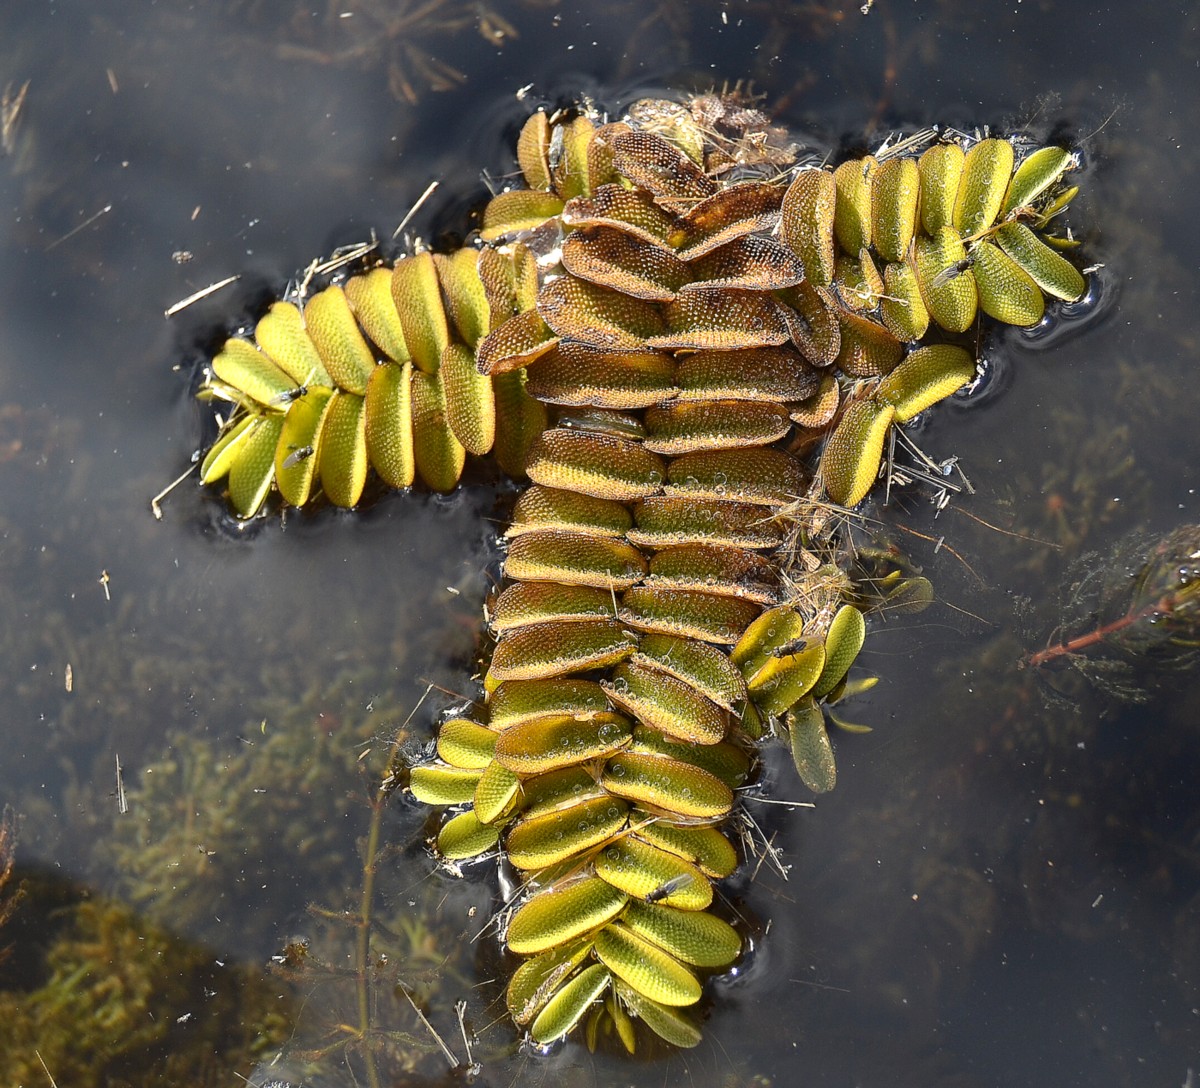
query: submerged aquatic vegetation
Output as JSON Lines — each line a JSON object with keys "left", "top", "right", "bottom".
{"left": 101, "top": 721, "right": 364, "bottom": 948}
{"left": 1026, "top": 522, "right": 1200, "bottom": 698}
{"left": 177, "top": 92, "right": 1091, "bottom": 1053}
{"left": 0, "top": 809, "right": 22, "bottom": 963}
{"left": 0, "top": 888, "right": 289, "bottom": 1087}
{"left": 96, "top": 678, "right": 487, "bottom": 1086}
{"left": 99, "top": 674, "right": 414, "bottom": 954}
{"left": 258, "top": 777, "right": 484, "bottom": 1086}
{"left": 221, "top": 0, "right": 526, "bottom": 103}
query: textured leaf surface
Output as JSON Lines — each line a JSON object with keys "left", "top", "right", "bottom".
{"left": 821, "top": 399, "right": 896, "bottom": 507}
{"left": 593, "top": 923, "right": 702, "bottom": 1006}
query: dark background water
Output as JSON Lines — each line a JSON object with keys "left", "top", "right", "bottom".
{"left": 1, "top": 1, "right": 1199, "bottom": 1085}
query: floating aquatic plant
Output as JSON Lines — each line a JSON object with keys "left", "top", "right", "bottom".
{"left": 192, "top": 108, "right": 1080, "bottom": 521}
{"left": 175, "top": 92, "right": 1090, "bottom": 1052}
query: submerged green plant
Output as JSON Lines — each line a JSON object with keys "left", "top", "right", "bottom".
{"left": 1026, "top": 523, "right": 1200, "bottom": 697}
{"left": 0, "top": 891, "right": 289, "bottom": 1087}
{"left": 97, "top": 684, "right": 487, "bottom": 1086}
{"left": 0, "top": 808, "right": 22, "bottom": 964}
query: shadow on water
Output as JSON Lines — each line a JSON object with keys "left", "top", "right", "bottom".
{"left": 1, "top": 0, "right": 1199, "bottom": 1084}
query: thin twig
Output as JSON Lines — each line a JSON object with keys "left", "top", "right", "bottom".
{"left": 455, "top": 1000, "right": 478, "bottom": 1072}
{"left": 45, "top": 204, "right": 112, "bottom": 251}
{"left": 892, "top": 523, "right": 985, "bottom": 585}
{"left": 150, "top": 462, "right": 199, "bottom": 519}
{"left": 311, "top": 233, "right": 379, "bottom": 277}
{"left": 741, "top": 795, "right": 815, "bottom": 810}
{"left": 353, "top": 788, "right": 386, "bottom": 1088}
{"left": 2, "top": 79, "right": 31, "bottom": 155}
{"left": 164, "top": 275, "right": 240, "bottom": 317}
{"left": 400, "top": 984, "right": 460, "bottom": 1068}
{"left": 392, "top": 180, "right": 440, "bottom": 240}
{"left": 34, "top": 1052, "right": 59, "bottom": 1088}
{"left": 950, "top": 506, "right": 1061, "bottom": 549}
{"left": 115, "top": 754, "right": 128, "bottom": 814}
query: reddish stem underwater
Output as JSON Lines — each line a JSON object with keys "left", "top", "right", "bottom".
{"left": 1025, "top": 594, "right": 1177, "bottom": 668}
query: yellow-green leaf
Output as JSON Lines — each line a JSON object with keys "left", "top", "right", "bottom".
{"left": 253, "top": 301, "right": 333, "bottom": 387}
{"left": 411, "top": 368, "right": 466, "bottom": 492}
{"left": 529, "top": 963, "right": 611, "bottom": 1045}
{"left": 621, "top": 900, "right": 740, "bottom": 968}
{"left": 436, "top": 719, "right": 499, "bottom": 769}
{"left": 303, "top": 284, "right": 376, "bottom": 396}
{"left": 780, "top": 168, "right": 836, "bottom": 286}
{"left": 480, "top": 190, "right": 566, "bottom": 242}
{"left": 212, "top": 338, "right": 294, "bottom": 407}
{"left": 747, "top": 639, "right": 826, "bottom": 717}
{"left": 971, "top": 240, "right": 1046, "bottom": 327}
{"left": 409, "top": 763, "right": 483, "bottom": 805}
{"left": 440, "top": 342, "right": 495, "bottom": 455}
{"left": 316, "top": 390, "right": 368, "bottom": 508}
{"left": 1002, "top": 145, "right": 1073, "bottom": 216}
{"left": 274, "top": 386, "right": 333, "bottom": 506}
{"left": 832, "top": 156, "right": 876, "bottom": 255}
{"left": 391, "top": 252, "right": 450, "bottom": 373}
{"left": 363, "top": 360, "right": 415, "bottom": 489}
{"left": 434, "top": 248, "right": 491, "bottom": 348}
{"left": 786, "top": 696, "right": 837, "bottom": 793}
{"left": 507, "top": 877, "right": 628, "bottom": 955}
{"left": 913, "top": 226, "right": 978, "bottom": 333}
{"left": 344, "top": 268, "right": 410, "bottom": 363}
{"left": 593, "top": 838, "right": 711, "bottom": 912}
{"left": 954, "top": 137, "right": 1014, "bottom": 238}
{"left": 874, "top": 344, "right": 975, "bottom": 422}
{"left": 228, "top": 414, "right": 283, "bottom": 517}
{"left": 820, "top": 399, "right": 896, "bottom": 507}
{"left": 812, "top": 605, "right": 866, "bottom": 699}
{"left": 995, "top": 221, "right": 1086, "bottom": 302}
{"left": 437, "top": 809, "right": 500, "bottom": 860}
{"left": 917, "top": 142, "right": 964, "bottom": 237}
{"left": 592, "top": 923, "right": 701, "bottom": 1007}
{"left": 516, "top": 110, "right": 552, "bottom": 191}
{"left": 871, "top": 157, "right": 920, "bottom": 264}
{"left": 200, "top": 412, "right": 258, "bottom": 485}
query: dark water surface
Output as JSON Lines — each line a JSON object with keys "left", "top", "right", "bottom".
{"left": 1, "top": 1, "right": 1198, "bottom": 1085}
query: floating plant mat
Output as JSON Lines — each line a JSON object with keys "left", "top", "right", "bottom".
{"left": 160, "top": 91, "right": 1104, "bottom": 1059}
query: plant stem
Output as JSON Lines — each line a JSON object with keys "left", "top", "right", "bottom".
{"left": 1025, "top": 593, "right": 1176, "bottom": 668}
{"left": 355, "top": 789, "right": 385, "bottom": 1088}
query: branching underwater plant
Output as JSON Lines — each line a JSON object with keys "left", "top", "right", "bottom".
{"left": 1026, "top": 523, "right": 1200, "bottom": 699}
{"left": 0, "top": 808, "right": 23, "bottom": 966}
